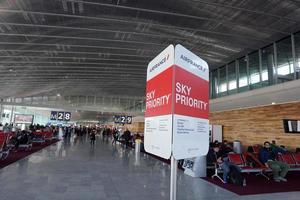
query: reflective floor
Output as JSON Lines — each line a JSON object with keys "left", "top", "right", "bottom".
{"left": 0, "top": 135, "right": 299, "bottom": 200}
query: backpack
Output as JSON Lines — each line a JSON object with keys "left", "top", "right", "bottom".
{"left": 228, "top": 165, "right": 243, "bottom": 186}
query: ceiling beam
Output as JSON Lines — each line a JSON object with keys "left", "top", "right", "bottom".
{"left": 0, "top": 55, "right": 147, "bottom": 63}
{"left": 0, "top": 22, "right": 188, "bottom": 41}
{"left": 0, "top": 49, "right": 153, "bottom": 58}
{"left": 177, "top": 0, "right": 297, "bottom": 22}
{"left": 0, "top": 42, "right": 159, "bottom": 52}
{"left": 65, "top": 0, "right": 295, "bottom": 32}
{"left": 0, "top": 33, "right": 164, "bottom": 46}
{"left": 0, "top": 9, "right": 282, "bottom": 40}
{"left": 0, "top": 61, "right": 145, "bottom": 66}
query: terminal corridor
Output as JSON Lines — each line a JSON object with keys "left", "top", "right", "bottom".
{"left": 0, "top": 136, "right": 298, "bottom": 200}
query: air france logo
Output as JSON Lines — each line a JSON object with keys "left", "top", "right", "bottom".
{"left": 149, "top": 54, "right": 169, "bottom": 73}
{"left": 180, "top": 55, "right": 206, "bottom": 72}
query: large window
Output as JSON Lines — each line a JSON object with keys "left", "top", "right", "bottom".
{"left": 276, "top": 36, "right": 294, "bottom": 83}
{"left": 227, "top": 62, "right": 237, "bottom": 95}
{"left": 209, "top": 33, "right": 299, "bottom": 99}
{"left": 295, "top": 32, "right": 300, "bottom": 79}
{"left": 218, "top": 66, "right": 227, "bottom": 97}
{"left": 261, "top": 45, "right": 274, "bottom": 86}
{"left": 238, "top": 57, "right": 248, "bottom": 93}
{"left": 211, "top": 70, "right": 218, "bottom": 98}
{"left": 248, "top": 51, "right": 261, "bottom": 89}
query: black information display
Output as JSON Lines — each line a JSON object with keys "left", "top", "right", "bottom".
{"left": 126, "top": 116, "right": 132, "bottom": 124}
{"left": 50, "top": 111, "right": 71, "bottom": 121}
{"left": 114, "top": 115, "right": 132, "bottom": 124}
{"left": 283, "top": 119, "right": 300, "bottom": 133}
{"left": 114, "top": 115, "right": 120, "bottom": 123}
{"left": 64, "top": 112, "right": 71, "bottom": 121}
{"left": 57, "top": 112, "right": 64, "bottom": 121}
{"left": 50, "top": 111, "right": 58, "bottom": 120}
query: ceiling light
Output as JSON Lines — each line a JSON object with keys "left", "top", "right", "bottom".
{"left": 57, "top": 93, "right": 61, "bottom": 97}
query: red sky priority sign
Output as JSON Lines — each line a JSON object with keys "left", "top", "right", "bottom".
{"left": 144, "top": 44, "right": 209, "bottom": 160}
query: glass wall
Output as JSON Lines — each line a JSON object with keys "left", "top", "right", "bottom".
{"left": 218, "top": 66, "right": 227, "bottom": 97}
{"left": 209, "top": 33, "right": 299, "bottom": 99}
{"left": 261, "top": 45, "right": 274, "bottom": 86}
{"left": 0, "top": 105, "right": 51, "bottom": 125}
{"left": 276, "top": 37, "right": 294, "bottom": 83}
{"left": 238, "top": 56, "right": 248, "bottom": 93}
{"left": 295, "top": 32, "right": 300, "bottom": 79}
{"left": 211, "top": 69, "right": 218, "bottom": 98}
{"left": 227, "top": 62, "right": 237, "bottom": 95}
{"left": 248, "top": 51, "right": 261, "bottom": 89}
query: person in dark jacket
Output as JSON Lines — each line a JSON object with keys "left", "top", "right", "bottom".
{"left": 207, "top": 143, "right": 233, "bottom": 183}
{"left": 112, "top": 128, "right": 119, "bottom": 145}
{"left": 220, "top": 140, "right": 233, "bottom": 154}
{"left": 259, "top": 141, "right": 289, "bottom": 182}
{"left": 90, "top": 129, "right": 96, "bottom": 147}
{"left": 123, "top": 128, "right": 131, "bottom": 148}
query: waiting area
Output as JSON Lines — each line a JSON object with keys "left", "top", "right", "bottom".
{"left": 0, "top": 132, "right": 299, "bottom": 200}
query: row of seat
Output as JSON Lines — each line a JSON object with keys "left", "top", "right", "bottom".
{"left": 32, "top": 131, "right": 55, "bottom": 142}
{"left": 212, "top": 152, "right": 270, "bottom": 183}
{"left": 212, "top": 152, "right": 300, "bottom": 183}
{"left": 0, "top": 131, "right": 55, "bottom": 160}
{"left": 248, "top": 145, "right": 300, "bottom": 170}
{"left": 0, "top": 134, "right": 9, "bottom": 159}
{"left": 278, "top": 153, "right": 300, "bottom": 170}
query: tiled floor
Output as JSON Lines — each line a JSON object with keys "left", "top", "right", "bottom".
{"left": 0, "top": 135, "right": 299, "bottom": 200}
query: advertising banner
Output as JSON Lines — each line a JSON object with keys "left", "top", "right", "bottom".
{"left": 14, "top": 114, "right": 34, "bottom": 124}
{"left": 144, "top": 44, "right": 209, "bottom": 160}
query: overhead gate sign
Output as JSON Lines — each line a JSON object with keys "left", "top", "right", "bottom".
{"left": 144, "top": 44, "right": 209, "bottom": 160}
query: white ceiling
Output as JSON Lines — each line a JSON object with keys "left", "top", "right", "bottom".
{"left": 0, "top": 0, "right": 300, "bottom": 99}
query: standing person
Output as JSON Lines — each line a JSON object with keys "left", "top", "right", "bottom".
{"left": 123, "top": 128, "right": 131, "bottom": 148}
{"left": 112, "top": 128, "right": 119, "bottom": 145}
{"left": 259, "top": 141, "right": 289, "bottom": 182}
{"left": 90, "top": 129, "right": 96, "bottom": 147}
{"left": 102, "top": 127, "right": 107, "bottom": 141}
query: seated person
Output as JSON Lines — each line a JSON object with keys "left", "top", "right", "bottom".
{"left": 259, "top": 141, "right": 289, "bottom": 182}
{"left": 19, "top": 131, "right": 29, "bottom": 144}
{"left": 221, "top": 140, "right": 233, "bottom": 154}
{"left": 270, "top": 140, "right": 287, "bottom": 153}
{"left": 207, "top": 143, "right": 234, "bottom": 183}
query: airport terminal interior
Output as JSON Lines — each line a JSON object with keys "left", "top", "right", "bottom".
{"left": 0, "top": 0, "right": 300, "bottom": 200}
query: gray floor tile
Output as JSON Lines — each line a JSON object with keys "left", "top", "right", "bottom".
{"left": 0, "top": 135, "right": 299, "bottom": 200}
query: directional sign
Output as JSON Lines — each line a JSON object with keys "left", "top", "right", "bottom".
{"left": 126, "top": 116, "right": 132, "bottom": 124}
{"left": 114, "top": 115, "right": 132, "bottom": 124}
{"left": 114, "top": 115, "right": 120, "bottom": 123}
{"left": 64, "top": 112, "right": 71, "bottom": 121}
{"left": 50, "top": 111, "right": 58, "bottom": 120}
{"left": 57, "top": 112, "right": 64, "bottom": 121}
{"left": 144, "top": 44, "right": 209, "bottom": 160}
